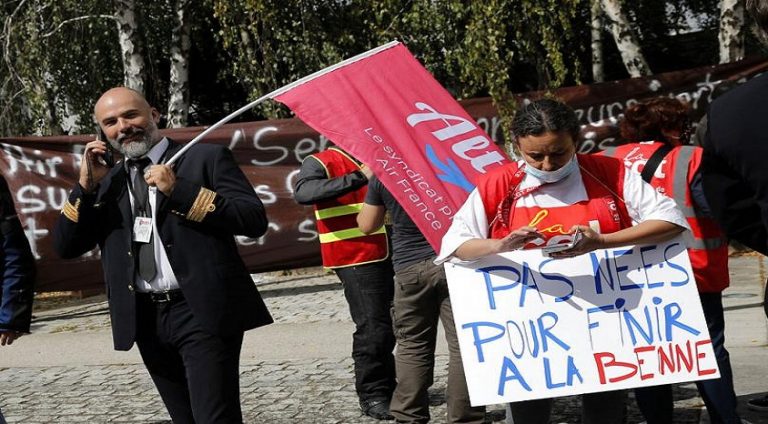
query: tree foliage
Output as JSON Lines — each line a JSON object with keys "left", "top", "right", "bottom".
{"left": 1, "top": 1, "right": 120, "bottom": 135}
{"left": 212, "top": 0, "right": 584, "bottom": 135}
{"left": 0, "top": 0, "right": 760, "bottom": 138}
{"left": 212, "top": 0, "right": 374, "bottom": 118}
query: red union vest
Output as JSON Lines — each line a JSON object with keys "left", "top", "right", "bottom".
{"left": 477, "top": 154, "right": 632, "bottom": 248}
{"left": 602, "top": 142, "right": 729, "bottom": 292}
{"left": 310, "top": 148, "right": 389, "bottom": 269}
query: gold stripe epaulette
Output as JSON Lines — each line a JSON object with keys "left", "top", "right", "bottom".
{"left": 61, "top": 198, "right": 81, "bottom": 223}
{"left": 186, "top": 187, "right": 217, "bottom": 222}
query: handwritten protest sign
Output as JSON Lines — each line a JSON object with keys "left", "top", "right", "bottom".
{"left": 444, "top": 237, "right": 717, "bottom": 406}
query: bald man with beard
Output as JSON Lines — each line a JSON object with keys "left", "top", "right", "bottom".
{"left": 54, "top": 87, "right": 272, "bottom": 423}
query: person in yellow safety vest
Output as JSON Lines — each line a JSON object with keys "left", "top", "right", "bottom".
{"left": 603, "top": 96, "right": 741, "bottom": 424}
{"left": 293, "top": 146, "right": 396, "bottom": 421}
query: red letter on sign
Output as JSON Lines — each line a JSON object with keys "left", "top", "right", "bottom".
{"left": 695, "top": 339, "right": 717, "bottom": 376}
{"left": 594, "top": 352, "right": 638, "bottom": 384}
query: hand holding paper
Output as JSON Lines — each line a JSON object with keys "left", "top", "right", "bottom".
{"left": 547, "top": 226, "right": 601, "bottom": 258}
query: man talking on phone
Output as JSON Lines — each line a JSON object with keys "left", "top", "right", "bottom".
{"left": 54, "top": 87, "right": 272, "bottom": 423}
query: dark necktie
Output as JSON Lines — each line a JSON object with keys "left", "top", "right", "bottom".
{"left": 130, "top": 158, "right": 156, "bottom": 282}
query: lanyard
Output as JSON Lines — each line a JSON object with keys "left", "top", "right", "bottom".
{"left": 511, "top": 184, "right": 545, "bottom": 200}
{"left": 493, "top": 165, "right": 549, "bottom": 231}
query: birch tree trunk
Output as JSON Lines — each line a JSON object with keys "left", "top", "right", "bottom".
{"left": 41, "top": 71, "right": 63, "bottom": 135}
{"left": 591, "top": 0, "right": 605, "bottom": 83}
{"left": 719, "top": 0, "right": 745, "bottom": 64}
{"left": 167, "top": 0, "right": 191, "bottom": 128}
{"left": 600, "top": 0, "right": 651, "bottom": 77}
{"left": 114, "top": 0, "right": 145, "bottom": 93}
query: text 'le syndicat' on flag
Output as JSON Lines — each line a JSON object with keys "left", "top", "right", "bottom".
{"left": 271, "top": 41, "right": 510, "bottom": 251}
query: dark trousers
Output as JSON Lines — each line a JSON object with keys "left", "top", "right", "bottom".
{"left": 764, "top": 278, "right": 768, "bottom": 319}
{"left": 136, "top": 295, "right": 244, "bottom": 424}
{"left": 635, "top": 292, "right": 740, "bottom": 424}
{"left": 508, "top": 391, "right": 626, "bottom": 424}
{"left": 334, "top": 260, "right": 396, "bottom": 402}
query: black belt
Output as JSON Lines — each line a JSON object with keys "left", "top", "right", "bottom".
{"left": 138, "top": 289, "right": 184, "bottom": 303}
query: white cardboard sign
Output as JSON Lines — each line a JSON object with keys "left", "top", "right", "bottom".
{"left": 445, "top": 237, "right": 718, "bottom": 406}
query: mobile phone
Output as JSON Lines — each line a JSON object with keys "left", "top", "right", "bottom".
{"left": 95, "top": 127, "right": 115, "bottom": 168}
{"left": 541, "top": 230, "right": 583, "bottom": 255}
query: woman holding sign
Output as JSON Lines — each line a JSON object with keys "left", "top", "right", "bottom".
{"left": 437, "top": 99, "right": 688, "bottom": 424}
{"left": 605, "top": 97, "right": 740, "bottom": 424}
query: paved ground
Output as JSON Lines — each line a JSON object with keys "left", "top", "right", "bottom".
{"left": 0, "top": 255, "right": 767, "bottom": 423}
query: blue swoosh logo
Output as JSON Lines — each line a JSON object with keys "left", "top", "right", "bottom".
{"left": 425, "top": 144, "right": 474, "bottom": 192}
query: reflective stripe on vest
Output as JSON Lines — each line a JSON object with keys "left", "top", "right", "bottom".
{"left": 318, "top": 225, "right": 386, "bottom": 243}
{"left": 672, "top": 146, "right": 724, "bottom": 251}
{"left": 310, "top": 148, "right": 389, "bottom": 268}
{"left": 315, "top": 203, "right": 364, "bottom": 220}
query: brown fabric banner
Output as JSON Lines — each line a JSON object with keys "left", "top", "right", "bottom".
{"left": 2, "top": 56, "right": 766, "bottom": 292}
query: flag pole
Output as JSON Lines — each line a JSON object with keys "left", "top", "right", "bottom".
{"left": 166, "top": 93, "right": 271, "bottom": 165}
{"left": 167, "top": 40, "right": 401, "bottom": 165}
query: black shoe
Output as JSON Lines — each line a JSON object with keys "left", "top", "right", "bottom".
{"left": 361, "top": 399, "right": 394, "bottom": 420}
{"left": 748, "top": 394, "right": 768, "bottom": 411}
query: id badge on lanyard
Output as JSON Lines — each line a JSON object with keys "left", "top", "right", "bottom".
{"left": 133, "top": 216, "right": 152, "bottom": 243}
{"left": 133, "top": 186, "right": 156, "bottom": 243}
{"left": 129, "top": 146, "right": 168, "bottom": 244}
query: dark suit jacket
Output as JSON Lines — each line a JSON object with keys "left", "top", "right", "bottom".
{"left": 0, "top": 175, "right": 36, "bottom": 333}
{"left": 54, "top": 141, "right": 273, "bottom": 350}
{"left": 701, "top": 72, "right": 768, "bottom": 255}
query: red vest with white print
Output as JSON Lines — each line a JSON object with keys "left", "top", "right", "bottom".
{"left": 311, "top": 148, "right": 389, "bottom": 269}
{"left": 476, "top": 154, "right": 632, "bottom": 249}
{"left": 602, "top": 142, "right": 728, "bottom": 292}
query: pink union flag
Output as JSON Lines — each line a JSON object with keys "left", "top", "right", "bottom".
{"left": 273, "top": 41, "right": 510, "bottom": 251}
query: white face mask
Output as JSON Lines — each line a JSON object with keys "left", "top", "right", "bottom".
{"left": 524, "top": 154, "right": 578, "bottom": 183}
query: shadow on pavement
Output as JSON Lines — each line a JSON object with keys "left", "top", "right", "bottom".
{"left": 260, "top": 282, "right": 341, "bottom": 298}
{"left": 738, "top": 392, "right": 768, "bottom": 424}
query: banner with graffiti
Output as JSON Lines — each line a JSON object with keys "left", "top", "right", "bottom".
{"left": 1, "top": 56, "right": 765, "bottom": 292}
{"left": 273, "top": 42, "right": 509, "bottom": 251}
{"left": 444, "top": 238, "right": 717, "bottom": 406}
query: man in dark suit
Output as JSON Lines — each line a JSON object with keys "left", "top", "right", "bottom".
{"left": 0, "top": 174, "right": 36, "bottom": 347}
{"left": 701, "top": 0, "right": 768, "bottom": 412}
{"left": 702, "top": 0, "right": 768, "bottom": 281}
{"left": 54, "top": 87, "right": 272, "bottom": 423}
{"left": 0, "top": 173, "right": 36, "bottom": 423}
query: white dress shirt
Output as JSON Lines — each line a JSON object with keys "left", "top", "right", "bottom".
{"left": 128, "top": 138, "right": 180, "bottom": 292}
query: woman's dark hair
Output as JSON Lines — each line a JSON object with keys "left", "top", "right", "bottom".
{"left": 747, "top": 0, "right": 768, "bottom": 44}
{"left": 511, "top": 98, "right": 580, "bottom": 144}
{"left": 620, "top": 97, "right": 689, "bottom": 143}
